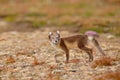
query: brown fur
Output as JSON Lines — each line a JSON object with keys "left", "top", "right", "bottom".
{"left": 59, "top": 35, "right": 93, "bottom": 63}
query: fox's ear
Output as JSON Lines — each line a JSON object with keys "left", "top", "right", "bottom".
{"left": 48, "top": 32, "right": 53, "bottom": 39}
{"left": 56, "top": 30, "right": 60, "bottom": 34}
{"left": 49, "top": 32, "right": 53, "bottom": 35}
{"left": 56, "top": 30, "right": 60, "bottom": 37}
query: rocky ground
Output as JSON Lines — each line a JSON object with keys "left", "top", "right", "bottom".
{"left": 0, "top": 26, "right": 120, "bottom": 80}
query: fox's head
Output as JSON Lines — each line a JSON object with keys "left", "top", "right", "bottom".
{"left": 48, "top": 31, "right": 61, "bottom": 45}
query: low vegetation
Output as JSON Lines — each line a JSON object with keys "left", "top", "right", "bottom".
{"left": 0, "top": 0, "right": 120, "bottom": 35}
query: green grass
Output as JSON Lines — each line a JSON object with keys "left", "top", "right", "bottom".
{"left": 57, "top": 2, "right": 89, "bottom": 9}
{"left": 80, "top": 27, "right": 105, "bottom": 33}
{"left": 83, "top": 11, "right": 93, "bottom": 17}
{"left": 4, "top": 16, "right": 16, "bottom": 22}
{"left": 115, "top": 33, "right": 120, "bottom": 36}
{"left": 26, "top": 12, "right": 46, "bottom": 17}
{"left": 32, "top": 21, "right": 47, "bottom": 28}
{"left": 106, "top": 12, "right": 116, "bottom": 16}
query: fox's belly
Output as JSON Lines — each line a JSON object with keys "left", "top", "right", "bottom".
{"left": 65, "top": 41, "right": 78, "bottom": 49}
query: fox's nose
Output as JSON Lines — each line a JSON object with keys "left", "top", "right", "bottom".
{"left": 55, "top": 41, "right": 57, "bottom": 43}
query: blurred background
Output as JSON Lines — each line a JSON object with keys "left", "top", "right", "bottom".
{"left": 0, "top": 0, "right": 120, "bottom": 35}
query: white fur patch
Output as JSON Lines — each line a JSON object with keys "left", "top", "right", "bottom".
{"left": 49, "top": 41, "right": 63, "bottom": 52}
{"left": 57, "top": 30, "right": 60, "bottom": 34}
{"left": 49, "top": 32, "right": 52, "bottom": 35}
{"left": 88, "top": 36, "right": 93, "bottom": 41}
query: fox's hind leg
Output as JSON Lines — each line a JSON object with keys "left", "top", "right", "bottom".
{"left": 78, "top": 43, "right": 93, "bottom": 62}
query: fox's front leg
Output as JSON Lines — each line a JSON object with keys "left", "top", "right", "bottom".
{"left": 60, "top": 46, "right": 69, "bottom": 63}
{"left": 83, "top": 47, "right": 93, "bottom": 62}
{"left": 54, "top": 52, "right": 64, "bottom": 63}
{"left": 54, "top": 49, "right": 69, "bottom": 63}
{"left": 78, "top": 44, "right": 93, "bottom": 62}
{"left": 65, "top": 50, "right": 69, "bottom": 63}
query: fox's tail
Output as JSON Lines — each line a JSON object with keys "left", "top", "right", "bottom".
{"left": 92, "top": 38, "right": 105, "bottom": 56}
{"left": 85, "top": 31, "right": 105, "bottom": 56}
{"left": 85, "top": 31, "right": 105, "bottom": 55}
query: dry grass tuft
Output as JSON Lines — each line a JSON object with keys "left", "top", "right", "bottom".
{"left": 91, "top": 56, "right": 116, "bottom": 68}
{"left": 48, "top": 64, "right": 59, "bottom": 70}
{"left": 47, "top": 71, "right": 60, "bottom": 80}
{"left": 93, "top": 70, "right": 120, "bottom": 80}
{"left": 32, "top": 56, "right": 45, "bottom": 66}
{"left": 5, "top": 56, "right": 15, "bottom": 64}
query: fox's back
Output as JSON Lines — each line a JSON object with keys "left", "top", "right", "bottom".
{"left": 61, "top": 35, "right": 88, "bottom": 49}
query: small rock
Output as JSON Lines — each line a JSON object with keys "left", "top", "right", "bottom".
{"left": 107, "top": 34, "right": 115, "bottom": 39}
{"left": 69, "top": 69, "right": 77, "bottom": 72}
